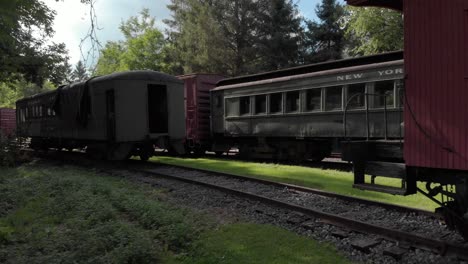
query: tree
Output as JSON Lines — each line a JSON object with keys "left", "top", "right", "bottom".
{"left": 0, "top": 0, "right": 70, "bottom": 86}
{"left": 343, "top": 6, "right": 403, "bottom": 56}
{"left": 256, "top": 0, "right": 303, "bottom": 70}
{"left": 165, "top": 0, "right": 304, "bottom": 76}
{"left": 71, "top": 60, "right": 89, "bottom": 82}
{"left": 95, "top": 9, "right": 168, "bottom": 75}
{"left": 304, "top": 0, "right": 345, "bottom": 63}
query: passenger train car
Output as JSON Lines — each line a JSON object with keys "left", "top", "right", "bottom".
{"left": 16, "top": 71, "right": 185, "bottom": 160}
{"left": 211, "top": 52, "right": 404, "bottom": 161}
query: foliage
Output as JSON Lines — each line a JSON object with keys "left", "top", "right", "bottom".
{"left": 256, "top": 0, "right": 303, "bottom": 70}
{"left": 0, "top": 165, "right": 213, "bottom": 263}
{"left": 304, "top": 0, "right": 346, "bottom": 63}
{"left": 0, "top": 78, "right": 55, "bottom": 108}
{"left": 0, "top": 135, "right": 29, "bottom": 167}
{"left": 343, "top": 6, "right": 403, "bottom": 56}
{"left": 178, "top": 223, "right": 351, "bottom": 264}
{"left": 164, "top": 0, "right": 304, "bottom": 76}
{"left": 70, "top": 60, "right": 89, "bottom": 82}
{"left": 152, "top": 156, "right": 440, "bottom": 211}
{"left": 0, "top": 0, "right": 70, "bottom": 86}
{"left": 94, "top": 9, "right": 168, "bottom": 76}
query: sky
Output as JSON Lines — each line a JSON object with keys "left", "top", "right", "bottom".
{"left": 43, "top": 0, "right": 343, "bottom": 67}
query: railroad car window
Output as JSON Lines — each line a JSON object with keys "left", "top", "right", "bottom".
{"left": 305, "top": 89, "right": 321, "bottom": 111}
{"left": 239, "top": 96, "right": 251, "bottom": 115}
{"left": 325, "top": 86, "right": 343, "bottom": 111}
{"left": 269, "top": 93, "right": 282, "bottom": 114}
{"left": 285, "top": 91, "right": 300, "bottom": 113}
{"left": 255, "top": 95, "right": 267, "bottom": 114}
{"left": 347, "top": 83, "right": 365, "bottom": 109}
{"left": 373, "top": 80, "right": 395, "bottom": 108}
{"left": 226, "top": 98, "right": 239, "bottom": 117}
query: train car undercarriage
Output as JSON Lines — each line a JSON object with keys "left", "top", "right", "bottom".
{"left": 342, "top": 140, "right": 468, "bottom": 240}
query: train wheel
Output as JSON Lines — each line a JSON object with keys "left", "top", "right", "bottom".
{"left": 139, "top": 152, "right": 150, "bottom": 161}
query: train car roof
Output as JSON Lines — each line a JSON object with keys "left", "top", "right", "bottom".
{"left": 16, "top": 70, "right": 181, "bottom": 103}
{"left": 92, "top": 70, "right": 182, "bottom": 84}
{"left": 216, "top": 51, "right": 403, "bottom": 88}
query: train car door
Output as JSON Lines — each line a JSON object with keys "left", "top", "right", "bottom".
{"left": 147, "top": 84, "right": 168, "bottom": 134}
{"left": 106, "top": 89, "right": 116, "bottom": 141}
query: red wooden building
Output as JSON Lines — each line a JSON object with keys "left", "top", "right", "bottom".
{"left": 345, "top": 0, "right": 468, "bottom": 238}
{"left": 178, "top": 74, "right": 225, "bottom": 154}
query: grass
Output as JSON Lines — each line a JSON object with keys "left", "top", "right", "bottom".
{"left": 0, "top": 163, "right": 353, "bottom": 264}
{"left": 151, "top": 156, "right": 440, "bottom": 211}
{"left": 175, "top": 223, "right": 351, "bottom": 264}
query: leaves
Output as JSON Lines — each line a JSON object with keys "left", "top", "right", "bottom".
{"left": 343, "top": 6, "right": 403, "bottom": 56}
{"left": 303, "top": 0, "right": 345, "bottom": 63}
{"left": 94, "top": 9, "right": 168, "bottom": 75}
{"left": 0, "top": 0, "right": 70, "bottom": 86}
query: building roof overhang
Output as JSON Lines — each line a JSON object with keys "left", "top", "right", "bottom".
{"left": 345, "top": 0, "right": 403, "bottom": 11}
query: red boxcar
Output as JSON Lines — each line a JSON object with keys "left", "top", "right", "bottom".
{"left": 346, "top": 0, "right": 468, "bottom": 238}
{"left": 178, "top": 74, "right": 225, "bottom": 154}
{"left": 403, "top": 0, "right": 468, "bottom": 171}
{"left": 0, "top": 108, "right": 16, "bottom": 137}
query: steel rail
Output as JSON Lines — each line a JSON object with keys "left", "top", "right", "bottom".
{"left": 133, "top": 167, "right": 468, "bottom": 260}
{"left": 141, "top": 160, "right": 439, "bottom": 218}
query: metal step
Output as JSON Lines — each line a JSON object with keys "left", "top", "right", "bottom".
{"left": 353, "top": 183, "right": 408, "bottom": 195}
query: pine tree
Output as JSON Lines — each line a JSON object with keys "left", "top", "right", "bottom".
{"left": 71, "top": 60, "right": 89, "bottom": 82}
{"left": 304, "top": 0, "right": 345, "bottom": 63}
{"left": 256, "top": 0, "right": 303, "bottom": 70}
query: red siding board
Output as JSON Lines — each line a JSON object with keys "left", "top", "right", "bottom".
{"left": 0, "top": 108, "right": 16, "bottom": 137}
{"left": 404, "top": 0, "right": 468, "bottom": 170}
{"left": 178, "top": 74, "right": 225, "bottom": 147}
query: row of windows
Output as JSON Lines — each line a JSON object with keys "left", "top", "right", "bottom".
{"left": 226, "top": 80, "right": 403, "bottom": 117}
{"left": 18, "top": 105, "right": 56, "bottom": 123}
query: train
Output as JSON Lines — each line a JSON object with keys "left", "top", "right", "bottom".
{"left": 16, "top": 71, "right": 186, "bottom": 160}
{"left": 0, "top": 108, "right": 16, "bottom": 138}
{"left": 14, "top": 51, "right": 468, "bottom": 239}
{"left": 14, "top": 0, "right": 468, "bottom": 239}
{"left": 16, "top": 51, "right": 404, "bottom": 161}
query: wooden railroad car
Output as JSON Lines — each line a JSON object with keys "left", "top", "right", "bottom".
{"left": 211, "top": 52, "right": 404, "bottom": 161}
{"left": 177, "top": 74, "right": 225, "bottom": 154}
{"left": 0, "top": 108, "right": 16, "bottom": 138}
{"left": 16, "top": 71, "right": 185, "bottom": 160}
{"left": 345, "top": 0, "right": 468, "bottom": 239}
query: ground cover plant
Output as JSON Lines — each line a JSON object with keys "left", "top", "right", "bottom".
{"left": 0, "top": 163, "right": 351, "bottom": 264}
{"left": 152, "top": 156, "right": 439, "bottom": 211}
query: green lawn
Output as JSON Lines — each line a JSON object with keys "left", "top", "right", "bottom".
{"left": 0, "top": 164, "right": 352, "bottom": 264}
{"left": 175, "top": 223, "right": 351, "bottom": 264}
{"left": 151, "top": 156, "right": 439, "bottom": 211}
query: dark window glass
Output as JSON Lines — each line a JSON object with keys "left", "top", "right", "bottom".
{"left": 347, "top": 83, "right": 365, "bottom": 109}
{"left": 239, "top": 96, "right": 250, "bottom": 115}
{"left": 373, "top": 80, "right": 394, "bottom": 108}
{"left": 226, "top": 98, "right": 238, "bottom": 117}
{"left": 285, "top": 91, "right": 300, "bottom": 113}
{"left": 215, "top": 95, "right": 222, "bottom": 107}
{"left": 325, "top": 86, "right": 343, "bottom": 111}
{"left": 305, "top": 89, "right": 321, "bottom": 111}
{"left": 255, "top": 95, "right": 266, "bottom": 114}
{"left": 269, "top": 93, "right": 282, "bottom": 113}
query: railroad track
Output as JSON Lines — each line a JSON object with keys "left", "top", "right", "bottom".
{"left": 128, "top": 161, "right": 468, "bottom": 261}
{"left": 27, "top": 150, "right": 468, "bottom": 261}
{"left": 141, "top": 160, "right": 437, "bottom": 218}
